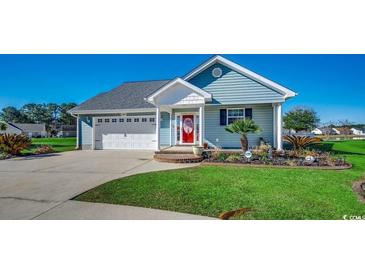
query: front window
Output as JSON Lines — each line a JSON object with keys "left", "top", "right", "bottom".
{"left": 227, "top": 108, "right": 244, "bottom": 124}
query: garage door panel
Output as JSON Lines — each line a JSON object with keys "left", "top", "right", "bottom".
{"left": 95, "top": 116, "right": 156, "bottom": 150}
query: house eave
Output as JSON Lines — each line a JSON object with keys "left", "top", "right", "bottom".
{"left": 68, "top": 108, "right": 156, "bottom": 115}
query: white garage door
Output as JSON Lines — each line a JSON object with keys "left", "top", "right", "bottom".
{"left": 94, "top": 116, "right": 156, "bottom": 150}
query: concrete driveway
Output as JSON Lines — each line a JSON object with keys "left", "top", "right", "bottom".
{"left": 0, "top": 150, "right": 209, "bottom": 220}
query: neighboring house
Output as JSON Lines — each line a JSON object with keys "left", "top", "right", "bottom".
{"left": 351, "top": 128, "right": 364, "bottom": 135}
{"left": 10, "top": 123, "right": 47, "bottom": 138}
{"left": 311, "top": 128, "right": 323, "bottom": 135}
{"left": 69, "top": 55, "right": 297, "bottom": 151}
{"left": 331, "top": 128, "right": 341, "bottom": 135}
{"left": 320, "top": 127, "right": 343, "bottom": 135}
{"left": 57, "top": 125, "right": 77, "bottom": 137}
{"left": 336, "top": 127, "right": 352, "bottom": 135}
{"left": 0, "top": 122, "right": 22, "bottom": 134}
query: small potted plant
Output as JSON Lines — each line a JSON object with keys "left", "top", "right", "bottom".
{"left": 192, "top": 145, "right": 204, "bottom": 156}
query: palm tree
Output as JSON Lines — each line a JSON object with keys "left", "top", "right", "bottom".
{"left": 225, "top": 119, "right": 261, "bottom": 151}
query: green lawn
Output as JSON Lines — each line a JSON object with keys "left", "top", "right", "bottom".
{"left": 23, "top": 137, "right": 76, "bottom": 155}
{"left": 75, "top": 140, "right": 365, "bottom": 219}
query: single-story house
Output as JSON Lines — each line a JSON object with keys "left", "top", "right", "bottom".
{"left": 3, "top": 123, "right": 47, "bottom": 138}
{"left": 311, "top": 128, "right": 323, "bottom": 135}
{"left": 351, "top": 128, "right": 364, "bottom": 135}
{"left": 331, "top": 128, "right": 341, "bottom": 135}
{"left": 69, "top": 55, "right": 297, "bottom": 151}
{"left": 57, "top": 125, "right": 77, "bottom": 137}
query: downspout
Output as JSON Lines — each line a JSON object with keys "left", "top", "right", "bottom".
{"left": 70, "top": 113, "right": 79, "bottom": 149}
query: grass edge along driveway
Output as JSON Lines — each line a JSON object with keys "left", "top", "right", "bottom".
{"left": 75, "top": 140, "right": 365, "bottom": 220}
{"left": 22, "top": 137, "right": 76, "bottom": 155}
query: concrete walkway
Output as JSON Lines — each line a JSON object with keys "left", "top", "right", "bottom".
{"left": 35, "top": 200, "right": 213, "bottom": 220}
{"left": 0, "top": 150, "right": 210, "bottom": 220}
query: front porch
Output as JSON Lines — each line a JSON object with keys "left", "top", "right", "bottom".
{"left": 147, "top": 78, "right": 211, "bottom": 151}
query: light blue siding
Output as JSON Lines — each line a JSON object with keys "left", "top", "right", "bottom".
{"left": 79, "top": 115, "right": 93, "bottom": 148}
{"left": 189, "top": 63, "right": 284, "bottom": 105}
{"left": 204, "top": 104, "right": 273, "bottom": 148}
{"left": 160, "top": 112, "right": 170, "bottom": 146}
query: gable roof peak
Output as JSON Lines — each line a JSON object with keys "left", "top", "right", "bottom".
{"left": 183, "top": 55, "right": 297, "bottom": 99}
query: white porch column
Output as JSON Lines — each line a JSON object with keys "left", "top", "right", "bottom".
{"left": 199, "top": 105, "right": 204, "bottom": 146}
{"left": 75, "top": 115, "right": 79, "bottom": 149}
{"left": 275, "top": 103, "right": 283, "bottom": 150}
{"left": 273, "top": 104, "right": 277, "bottom": 149}
{"left": 156, "top": 107, "right": 160, "bottom": 151}
{"left": 169, "top": 110, "right": 172, "bottom": 146}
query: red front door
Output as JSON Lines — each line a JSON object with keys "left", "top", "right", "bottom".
{"left": 182, "top": 115, "right": 194, "bottom": 143}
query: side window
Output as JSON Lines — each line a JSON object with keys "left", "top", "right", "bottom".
{"left": 105, "top": 118, "right": 110, "bottom": 123}
{"left": 134, "top": 118, "right": 139, "bottom": 122}
{"left": 119, "top": 118, "right": 124, "bottom": 122}
{"left": 127, "top": 118, "right": 131, "bottom": 122}
{"left": 227, "top": 109, "right": 245, "bottom": 124}
{"left": 142, "top": 118, "right": 147, "bottom": 122}
{"left": 149, "top": 117, "right": 155, "bottom": 123}
{"left": 97, "top": 118, "right": 103, "bottom": 123}
{"left": 112, "top": 118, "right": 117, "bottom": 123}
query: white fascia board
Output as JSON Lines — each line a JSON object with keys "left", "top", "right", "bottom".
{"left": 68, "top": 108, "right": 156, "bottom": 115}
{"left": 146, "top": 78, "right": 212, "bottom": 103}
{"left": 183, "top": 55, "right": 297, "bottom": 99}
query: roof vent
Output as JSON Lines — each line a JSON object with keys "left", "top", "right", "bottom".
{"left": 212, "top": 67, "right": 222, "bottom": 78}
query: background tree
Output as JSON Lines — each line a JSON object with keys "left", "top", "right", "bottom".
{"left": 59, "top": 103, "right": 77, "bottom": 125}
{"left": 46, "top": 103, "right": 61, "bottom": 135}
{"left": 20, "top": 103, "right": 50, "bottom": 124}
{"left": 0, "top": 106, "right": 29, "bottom": 123}
{"left": 283, "top": 106, "right": 320, "bottom": 132}
{"left": 0, "top": 121, "right": 7, "bottom": 131}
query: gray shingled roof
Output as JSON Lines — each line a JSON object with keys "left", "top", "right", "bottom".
{"left": 70, "top": 80, "right": 170, "bottom": 112}
{"left": 11, "top": 123, "right": 46, "bottom": 132}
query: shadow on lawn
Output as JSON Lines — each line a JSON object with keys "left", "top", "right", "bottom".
{"left": 313, "top": 143, "right": 365, "bottom": 156}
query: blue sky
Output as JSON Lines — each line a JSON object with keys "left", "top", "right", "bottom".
{"left": 0, "top": 54, "right": 364, "bottom": 124}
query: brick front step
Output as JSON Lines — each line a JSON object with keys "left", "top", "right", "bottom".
{"left": 153, "top": 153, "right": 203, "bottom": 163}
{"left": 155, "top": 150, "right": 194, "bottom": 155}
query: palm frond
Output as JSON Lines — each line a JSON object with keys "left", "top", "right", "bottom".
{"left": 225, "top": 119, "right": 261, "bottom": 135}
{"left": 283, "top": 135, "right": 321, "bottom": 150}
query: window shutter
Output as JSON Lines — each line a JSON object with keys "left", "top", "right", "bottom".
{"left": 245, "top": 108, "right": 253, "bottom": 120}
{"left": 220, "top": 109, "right": 227, "bottom": 126}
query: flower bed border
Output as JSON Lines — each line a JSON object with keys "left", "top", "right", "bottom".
{"left": 202, "top": 161, "right": 352, "bottom": 170}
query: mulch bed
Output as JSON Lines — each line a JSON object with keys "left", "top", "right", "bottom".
{"left": 202, "top": 161, "right": 352, "bottom": 170}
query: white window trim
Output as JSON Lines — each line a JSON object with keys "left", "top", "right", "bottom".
{"left": 226, "top": 108, "right": 245, "bottom": 125}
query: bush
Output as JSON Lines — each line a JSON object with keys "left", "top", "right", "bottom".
{"left": 226, "top": 154, "right": 242, "bottom": 163}
{"left": 283, "top": 135, "right": 321, "bottom": 151}
{"left": 211, "top": 149, "right": 229, "bottom": 161}
{"left": 0, "top": 133, "right": 31, "bottom": 155}
{"left": 35, "top": 145, "right": 55, "bottom": 154}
